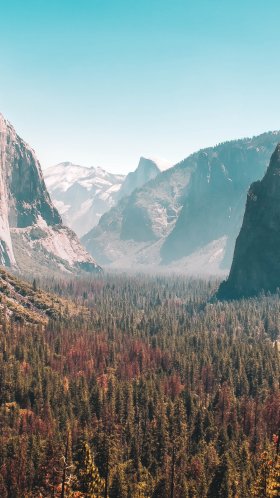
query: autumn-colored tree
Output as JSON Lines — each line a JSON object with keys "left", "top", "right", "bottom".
{"left": 252, "top": 451, "right": 272, "bottom": 497}
{"left": 267, "top": 455, "right": 280, "bottom": 497}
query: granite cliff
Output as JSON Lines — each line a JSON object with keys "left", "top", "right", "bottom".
{"left": 218, "top": 144, "right": 280, "bottom": 298}
{"left": 0, "top": 113, "right": 101, "bottom": 275}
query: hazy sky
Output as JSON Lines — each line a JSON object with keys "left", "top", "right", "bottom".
{"left": 1, "top": 0, "right": 280, "bottom": 173}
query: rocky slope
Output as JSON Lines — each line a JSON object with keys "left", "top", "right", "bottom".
{"left": 82, "top": 160, "right": 191, "bottom": 268}
{"left": 0, "top": 113, "right": 101, "bottom": 275}
{"left": 161, "top": 133, "right": 280, "bottom": 267}
{"left": 0, "top": 267, "right": 85, "bottom": 324}
{"left": 44, "top": 162, "right": 124, "bottom": 237}
{"left": 82, "top": 132, "right": 280, "bottom": 274}
{"left": 217, "top": 143, "right": 280, "bottom": 299}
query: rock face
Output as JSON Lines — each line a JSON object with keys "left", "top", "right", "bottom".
{"left": 116, "top": 157, "right": 160, "bottom": 199}
{"left": 44, "top": 162, "right": 125, "bottom": 237}
{"left": 161, "top": 134, "right": 280, "bottom": 266}
{"left": 82, "top": 132, "right": 280, "bottom": 274}
{"left": 0, "top": 113, "right": 101, "bottom": 274}
{"left": 217, "top": 144, "right": 280, "bottom": 299}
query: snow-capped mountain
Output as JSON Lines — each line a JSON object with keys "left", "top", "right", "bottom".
{"left": 44, "top": 157, "right": 161, "bottom": 237}
{"left": 44, "top": 162, "right": 124, "bottom": 237}
{"left": 82, "top": 132, "right": 280, "bottom": 275}
{"left": 0, "top": 113, "right": 101, "bottom": 275}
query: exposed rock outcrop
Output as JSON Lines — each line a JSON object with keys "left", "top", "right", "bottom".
{"left": 117, "top": 157, "right": 160, "bottom": 199}
{"left": 0, "top": 113, "right": 101, "bottom": 275}
{"left": 217, "top": 144, "right": 280, "bottom": 298}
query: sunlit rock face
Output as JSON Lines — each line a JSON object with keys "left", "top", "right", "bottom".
{"left": 0, "top": 113, "right": 101, "bottom": 274}
{"left": 218, "top": 144, "right": 280, "bottom": 299}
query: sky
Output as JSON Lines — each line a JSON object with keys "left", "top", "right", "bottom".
{"left": 0, "top": 0, "right": 280, "bottom": 174}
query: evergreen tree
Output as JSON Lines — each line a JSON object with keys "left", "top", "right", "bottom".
{"left": 109, "top": 466, "right": 127, "bottom": 498}
{"left": 207, "top": 453, "right": 235, "bottom": 498}
{"left": 252, "top": 451, "right": 271, "bottom": 497}
{"left": 74, "top": 439, "right": 104, "bottom": 497}
{"left": 268, "top": 454, "right": 280, "bottom": 497}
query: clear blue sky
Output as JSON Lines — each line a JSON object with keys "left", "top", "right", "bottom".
{"left": 0, "top": 0, "right": 280, "bottom": 173}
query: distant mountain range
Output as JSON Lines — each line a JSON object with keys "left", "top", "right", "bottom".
{"left": 1, "top": 110, "right": 280, "bottom": 278}
{"left": 44, "top": 162, "right": 125, "bottom": 237}
{"left": 0, "top": 113, "right": 101, "bottom": 275}
{"left": 82, "top": 132, "right": 280, "bottom": 275}
{"left": 44, "top": 157, "right": 161, "bottom": 237}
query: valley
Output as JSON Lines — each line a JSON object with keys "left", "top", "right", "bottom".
{"left": 2, "top": 1, "right": 280, "bottom": 496}
{"left": 1, "top": 115, "right": 280, "bottom": 496}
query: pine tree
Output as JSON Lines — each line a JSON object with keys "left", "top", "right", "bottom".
{"left": 151, "top": 476, "right": 168, "bottom": 498}
{"left": 109, "top": 466, "right": 127, "bottom": 498}
{"left": 267, "top": 454, "right": 280, "bottom": 496}
{"left": 207, "top": 453, "right": 235, "bottom": 498}
{"left": 252, "top": 451, "right": 271, "bottom": 497}
{"left": 74, "top": 439, "right": 104, "bottom": 497}
{"left": 0, "top": 474, "right": 7, "bottom": 498}
{"left": 267, "top": 433, "right": 280, "bottom": 497}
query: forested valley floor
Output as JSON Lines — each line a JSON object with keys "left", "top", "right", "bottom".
{"left": 1, "top": 273, "right": 280, "bottom": 497}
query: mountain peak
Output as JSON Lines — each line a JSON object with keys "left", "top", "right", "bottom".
{"left": 117, "top": 156, "right": 161, "bottom": 199}
{"left": 137, "top": 156, "right": 161, "bottom": 173}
